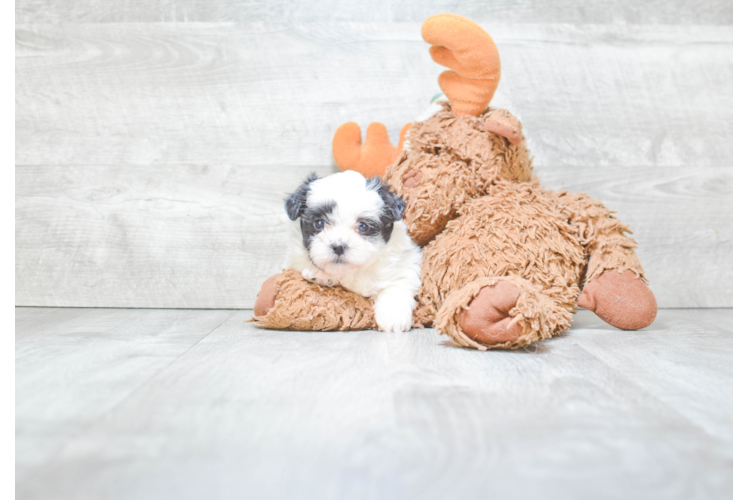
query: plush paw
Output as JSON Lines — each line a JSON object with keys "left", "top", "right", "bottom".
{"left": 254, "top": 274, "right": 280, "bottom": 317}
{"left": 301, "top": 267, "right": 338, "bottom": 287}
{"left": 577, "top": 271, "right": 657, "bottom": 330}
{"left": 458, "top": 281, "right": 523, "bottom": 344}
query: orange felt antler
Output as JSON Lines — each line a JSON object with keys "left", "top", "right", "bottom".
{"left": 332, "top": 122, "right": 411, "bottom": 178}
{"left": 422, "top": 13, "right": 501, "bottom": 117}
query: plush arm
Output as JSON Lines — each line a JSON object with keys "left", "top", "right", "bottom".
{"left": 253, "top": 270, "right": 377, "bottom": 331}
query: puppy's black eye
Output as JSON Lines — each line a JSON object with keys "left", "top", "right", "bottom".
{"left": 314, "top": 219, "right": 325, "bottom": 230}
{"left": 357, "top": 222, "right": 369, "bottom": 233}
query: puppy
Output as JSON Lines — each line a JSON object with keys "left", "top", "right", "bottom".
{"left": 284, "top": 170, "right": 422, "bottom": 333}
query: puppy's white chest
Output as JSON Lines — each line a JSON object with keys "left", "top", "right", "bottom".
{"left": 338, "top": 268, "right": 382, "bottom": 298}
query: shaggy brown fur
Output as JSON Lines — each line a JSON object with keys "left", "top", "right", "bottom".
{"left": 418, "top": 179, "right": 588, "bottom": 345}
{"left": 253, "top": 104, "right": 657, "bottom": 349}
{"left": 384, "top": 103, "right": 532, "bottom": 246}
{"left": 253, "top": 270, "right": 377, "bottom": 331}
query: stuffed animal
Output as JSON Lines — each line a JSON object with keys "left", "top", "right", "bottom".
{"left": 252, "top": 13, "right": 657, "bottom": 350}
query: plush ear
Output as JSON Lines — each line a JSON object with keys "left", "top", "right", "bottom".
{"left": 367, "top": 175, "right": 406, "bottom": 222}
{"left": 484, "top": 109, "right": 523, "bottom": 146}
{"left": 285, "top": 173, "right": 318, "bottom": 221}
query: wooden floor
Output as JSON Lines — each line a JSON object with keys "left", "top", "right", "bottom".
{"left": 15, "top": 307, "right": 732, "bottom": 499}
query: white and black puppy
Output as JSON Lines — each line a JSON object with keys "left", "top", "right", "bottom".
{"left": 284, "top": 170, "right": 422, "bottom": 333}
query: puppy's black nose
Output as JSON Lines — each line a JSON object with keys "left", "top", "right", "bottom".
{"left": 331, "top": 243, "right": 346, "bottom": 256}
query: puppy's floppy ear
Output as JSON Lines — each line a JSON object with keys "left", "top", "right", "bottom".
{"left": 367, "top": 175, "right": 406, "bottom": 222}
{"left": 285, "top": 173, "right": 318, "bottom": 221}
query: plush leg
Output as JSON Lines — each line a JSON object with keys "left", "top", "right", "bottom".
{"left": 252, "top": 270, "right": 377, "bottom": 331}
{"left": 552, "top": 190, "right": 658, "bottom": 331}
{"left": 577, "top": 270, "right": 657, "bottom": 330}
{"left": 436, "top": 276, "right": 573, "bottom": 350}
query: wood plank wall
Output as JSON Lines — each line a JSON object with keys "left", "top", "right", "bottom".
{"left": 15, "top": 2, "right": 733, "bottom": 309}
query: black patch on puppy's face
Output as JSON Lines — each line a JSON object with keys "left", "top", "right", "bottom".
{"left": 299, "top": 201, "right": 336, "bottom": 250}
{"left": 286, "top": 173, "right": 339, "bottom": 250}
{"left": 352, "top": 216, "right": 396, "bottom": 244}
{"left": 365, "top": 175, "right": 406, "bottom": 242}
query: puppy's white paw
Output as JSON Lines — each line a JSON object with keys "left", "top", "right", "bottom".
{"left": 375, "top": 302, "right": 413, "bottom": 333}
{"left": 375, "top": 287, "right": 416, "bottom": 333}
{"left": 301, "top": 267, "right": 338, "bottom": 287}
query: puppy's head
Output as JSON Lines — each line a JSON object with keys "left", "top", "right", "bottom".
{"left": 285, "top": 171, "right": 406, "bottom": 276}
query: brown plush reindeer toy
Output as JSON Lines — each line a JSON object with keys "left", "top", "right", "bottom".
{"left": 253, "top": 13, "right": 657, "bottom": 350}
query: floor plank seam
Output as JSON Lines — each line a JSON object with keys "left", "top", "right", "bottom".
{"left": 94, "top": 309, "right": 240, "bottom": 416}
{"left": 572, "top": 340, "right": 730, "bottom": 443}
{"left": 18, "top": 309, "right": 239, "bottom": 479}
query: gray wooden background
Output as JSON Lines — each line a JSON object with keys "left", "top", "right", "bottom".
{"left": 15, "top": 1, "right": 733, "bottom": 309}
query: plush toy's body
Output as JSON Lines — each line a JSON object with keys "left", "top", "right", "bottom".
{"left": 253, "top": 14, "right": 657, "bottom": 350}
